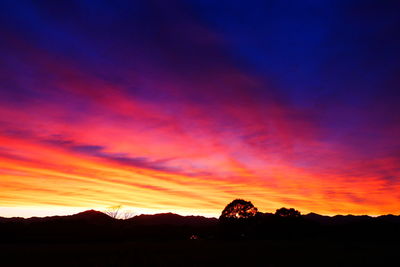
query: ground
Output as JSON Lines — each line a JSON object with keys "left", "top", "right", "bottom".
{"left": 1, "top": 240, "right": 397, "bottom": 266}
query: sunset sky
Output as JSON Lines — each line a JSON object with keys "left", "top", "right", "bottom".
{"left": 1, "top": 0, "right": 399, "bottom": 218}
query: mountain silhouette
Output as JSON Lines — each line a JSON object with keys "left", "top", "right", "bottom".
{"left": 1, "top": 210, "right": 399, "bottom": 243}
{"left": 0, "top": 210, "right": 113, "bottom": 224}
{"left": 2, "top": 210, "right": 400, "bottom": 227}
{"left": 127, "top": 212, "right": 218, "bottom": 226}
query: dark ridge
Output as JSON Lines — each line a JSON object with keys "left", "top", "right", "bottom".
{"left": 377, "top": 214, "right": 400, "bottom": 223}
{"left": 1, "top": 210, "right": 399, "bottom": 225}
{"left": 66, "top": 209, "right": 114, "bottom": 221}
{"left": 1, "top": 210, "right": 399, "bottom": 243}
{"left": 0, "top": 209, "right": 113, "bottom": 224}
{"left": 302, "top": 212, "right": 331, "bottom": 223}
{"left": 127, "top": 212, "right": 218, "bottom": 226}
{"left": 303, "top": 213, "right": 400, "bottom": 225}
{"left": 0, "top": 216, "right": 25, "bottom": 223}
{"left": 303, "top": 213, "right": 376, "bottom": 225}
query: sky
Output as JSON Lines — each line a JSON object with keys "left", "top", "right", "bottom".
{"left": 0, "top": 0, "right": 399, "bottom": 218}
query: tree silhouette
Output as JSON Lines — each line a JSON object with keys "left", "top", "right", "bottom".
{"left": 122, "top": 210, "right": 135, "bottom": 220}
{"left": 275, "top": 207, "right": 301, "bottom": 218}
{"left": 220, "top": 199, "right": 258, "bottom": 220}
{"left": 105, "top": 205, "right": 121, "bottom": 219}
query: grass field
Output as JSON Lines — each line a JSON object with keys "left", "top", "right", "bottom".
{"left": 1, "top": 239, "right": 397, "bottom": 266}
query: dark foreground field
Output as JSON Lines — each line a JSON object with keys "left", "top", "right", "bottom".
{"left": 1, "top": 239, "right": 398, "bottom": 267}
{"left": 1, "top": 210, "right": 399, "bottom": 266}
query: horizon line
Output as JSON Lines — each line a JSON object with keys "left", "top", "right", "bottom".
{"left": 0, "top": 206, "right": 397, "bottom": 219}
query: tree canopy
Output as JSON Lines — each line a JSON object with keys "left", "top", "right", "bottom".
{"left": 275, "top": 207, "right": 301, "bottom": 218}
{"left": 220, "top": 199, "right": 258, "bottom": 220}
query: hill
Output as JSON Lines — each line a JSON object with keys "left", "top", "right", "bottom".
{"left": 1, "top": 210, "right": 399, "bottom": 243}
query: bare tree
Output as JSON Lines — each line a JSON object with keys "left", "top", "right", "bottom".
{"left": 122, "top": 210, "right": 136, "bottom": 220}
{"left": 105, "top": 205, "right": 121, "bottom": 219}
